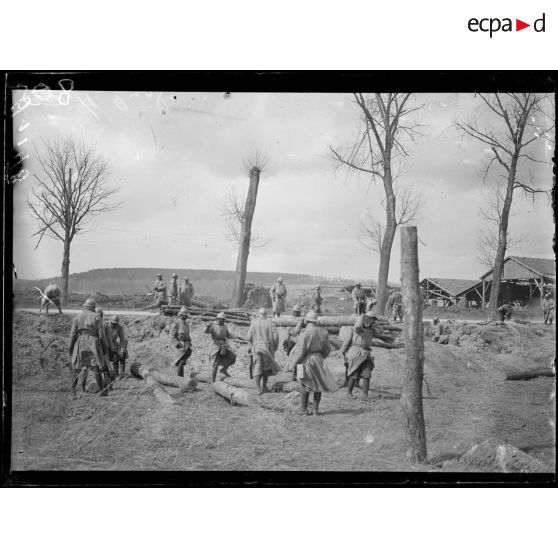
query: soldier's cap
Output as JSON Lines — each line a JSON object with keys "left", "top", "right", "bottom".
{"left": 433, "top": 317, "right": 440, "bottom": 323}
{"left": 216, "top": 312, "right": 226, "bottom": 320}
{"left": 545, "top": 292, "right": 551, "bottom": 297}
{"left": 172, "top": 273, "right": 178, "bottom": 278}
{"left": 356, "top": 283, "right": 361, "bottom": 287}
{"left": 292, "top": 304, "right": 301, "bottom": 312}
{"left": 258, "top": 307, "right": 268, "bottom": 317}
{"left": 305, "top": 311, "right": 318, "bottom": 323}
{"left": 95, "top": 307, "right": 104, "bottom": 315}
{"left": 83, "top": 297, "right": 96, "bottom": 309}
{"left": 184, "top": 276, "right": 189, "bottom": 281}
{"left": 277, "top": 277, "right": 283, "bottom": 282}
{"left": 110, "top": 315, "right": 120, "bottom": 323}
{"left": 178, "top": 306, "right": 189, "bottom": 317}
{"left": 364, "top": 311, "right": 378, "bottom": 320}
{"left": 157, "top": 273, "right": 163, "bottom": 278}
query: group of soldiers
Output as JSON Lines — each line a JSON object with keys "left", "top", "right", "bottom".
{"left": 351, "top": 283, "right": 402, "bottom": 321}
{"left": 67, "top": 298, "right": 128, "bottom": 397}
{"left": 148, "top": 273, "right": 195, "bottom": 310}
{"left": 268, "top": 277, "right": 324, "bottom": 317}
{"left": 170, "top": 300, "right": 381, "bottom": 415}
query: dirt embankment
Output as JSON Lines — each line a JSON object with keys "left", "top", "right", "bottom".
{"left": 10, "top": 311, "right": 556, "bottom": 472}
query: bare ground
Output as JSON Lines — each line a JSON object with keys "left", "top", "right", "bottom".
{"left": 10, "top": 311, "right": 555, "bottom": 472}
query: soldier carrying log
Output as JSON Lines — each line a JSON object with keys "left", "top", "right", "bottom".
{"left": 247, "top": 308, "right": 281, "bottom": 394}
{"left": 169, "top": 306, "right": 192, "bottom": 377}
{"left": 68, "top": 297, "right": 110, "bottom": 397}
{"left": 204, "top": 311, "right": 241, "bottom": 383}
{"left": 341, "top": 312, "right": 378, "bottom": 400}
{"left": 287, "top": 311, "right": 339, "bottom": 416}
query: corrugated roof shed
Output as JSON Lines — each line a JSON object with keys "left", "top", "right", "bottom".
{"left": 423, "top": 278, "right": 481, "bottom": 297}
{"left": 481, "top": 256, "right": 555, "bottom": 280}
{"left": 508, "top": 256, "right": 555, "bottom": 277}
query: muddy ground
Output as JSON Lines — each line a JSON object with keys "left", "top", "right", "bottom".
{"left": 10, "top": 311, "right": 555, "bottom": 472}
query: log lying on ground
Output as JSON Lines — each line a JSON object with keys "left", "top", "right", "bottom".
{"left": 130, "top": 362, "right": 198, "bottom": 392}
{"left": 213, "top": 381, "right": 258, "bottom": 407}
{"left": 504, "top": 369, "right": 556, "bottom": 381}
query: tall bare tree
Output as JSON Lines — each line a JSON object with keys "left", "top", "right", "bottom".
{"left": 360, "top": 187, "right": 423, "bottom": 254}
{"left": 229, "top": 152, "right": 268, "bottom": 307}
{"left": 331, "top": 93, "right": 423, "bottom": 314}
{"left": 457, "top": 93, "right": 553, "bottom": 316}
{"left": 475, "top": 186, "right": 523, "bottom": 270}
{"left": 28, "top": 137, "right": 118, "bottom": 302}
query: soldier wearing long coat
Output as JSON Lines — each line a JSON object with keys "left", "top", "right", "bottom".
{"left": 179, "top": 277, "right": 195, "bottom": 306}
{"left": 108, "top": 315, "right": 128, "bottom": 377}
{"left": 247, "top": 308, "right": 281, "bottom": 394}
{"left": 351, "top": 284, "right": 366, "bottom": 315}
{"left": 288, "top": 311, "right": 339, "bottom": 415}
{"left": 168, "top": 273, "right": 179, "bottom": 305}
{"left": 153, "top": 273, "right": 168, "bottom": 307}
{"left": 387, "top": 290, "right": 403, "bottom": 321}
{"left": 341, "top": 313, "right": 377, "bottom": 400}
{"left": 313, "top": 286, "right": 323, "bottom": 314}
{"left": 68, "top": 298, "right": 110, "bottom": 396}
{"left": 543, "top": 293, "right": 554, "bottom": 325}
{"left": 95, "top": 307, "right": 115, "bottom": 387}
{"left": 169, "top": 306, "right": 192, "bottom": 377}
{"left": 270, "top": 277, "right": 287, "bottom": 317}
{"left": 40, "top": 284, "right": 63, "bottom": 314}
{"left": 204, "top": 312, "right": 238, "bottom": 382}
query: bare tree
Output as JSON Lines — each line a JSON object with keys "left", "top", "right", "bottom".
{"left": 230, "top": 151, "right": 268, "bottom": 307}
{"left": 330, "top": 93, "right": 424, "bottom": 314}
{"left": 28, "top": 137, "right": 119, "bottom": 302}
{"left": 360, "top": 187, "right": 423, "bottom": 254}
{"left": 457, "top": 93, "right": 553, "bottom": 316}
{"left": 476, "top": 186, "right": 523, "bottom": 269}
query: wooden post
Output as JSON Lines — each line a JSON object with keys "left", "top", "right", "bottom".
{"left": 400, "top": 226, "right": 427, "bottom": 464}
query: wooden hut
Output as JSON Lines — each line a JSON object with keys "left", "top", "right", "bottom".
{"left": 420, "top": 278, "right": 483, "bottom": 307}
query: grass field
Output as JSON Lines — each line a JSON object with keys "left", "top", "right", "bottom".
{"left": 10, "top": 310, "right": 555, "bottom": 472}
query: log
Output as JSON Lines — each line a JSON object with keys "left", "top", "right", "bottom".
{"left": 400, "top": 226, "right": 428, "bottom": 464}
{"left": 144, "top": 375, "right": 177, "bottom": 406}
{"left": 213, "top": 381, "right": 258, "bottom": 407}
{"left": 505, "top": 369, "right": 556, "bottom": 381}
{"left": 223, "top": 376, "right": 255, "bottom": 389}
{"left": 130, "top": 363, "right": 197, "bottom": 392}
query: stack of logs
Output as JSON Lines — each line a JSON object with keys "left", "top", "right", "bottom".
{"left": 161, "top": 305, "right": 252, "bottom": 327}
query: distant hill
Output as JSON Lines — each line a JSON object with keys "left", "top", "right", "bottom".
{"left": 14, "top": 268, "right": 374, "bottom": 299}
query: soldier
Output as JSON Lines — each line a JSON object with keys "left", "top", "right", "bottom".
{"left": 95, "top": 308, "right": 115, "bottom": 388}
{"left": 247, "top": 308, "right": 281, "bottom": 394}
{"left": 288, "top": 311, "right": 339, "bottom": 416}
{"left": 108, "top": 315, "right": 128, "bottom": 377}
{"left": 341, "top": 312, "right": 377, "bottom": 400}
{"left": 270, "top": 277, "right": 287, "bottom": 317}
{"left": 39, "top": 284, "right": 63, "bottom": 314}
{"left": 366, "top": 297, "right": 377, "bottom": 313}
{"left": 313, "top": 286, "right": 323, "bottom": 314}
{"left": 497, "top": 301, "right": 514, "bottom": 322}
{"left": 283, "top": 305, "right": 306, "bottom": 378}
{"left": 432, "top": 317, "right": 441, "bottom": 343}
{"left": 204, "top": 312, "right": 240, "bottom": 383}
{"left": 153, "top": 272, "right": 168, "bottom": 308}
{"left": 68, "top": 298, "right": 110, "bottom": 397}
{"left": 387, "top": 289, "right": 403, "bottom": 321}
{"left": 542, "top": 292, "right": 554, "bottom": 325}
{"left": 169, "top": 306, "right": 192, "bottom": 377}
{"left": 168, "top": 273, "right": 179, "bottom": 305}
{"left": 179, "top": 276, "right": 195, "bottom": 307}
{"left": 351, "top": 283, "right": 366, "bottom": 315}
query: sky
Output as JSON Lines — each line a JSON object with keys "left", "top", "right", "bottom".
{"left": 11, "top": 89, "right": 555, "bottom": 282}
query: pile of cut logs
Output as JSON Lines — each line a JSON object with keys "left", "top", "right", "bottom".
{"left": 161, "top": 305, "right": 252, "bottom": 326}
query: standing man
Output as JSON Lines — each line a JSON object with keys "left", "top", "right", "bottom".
{"left": 313, "top": 286, "right": 323, "bottom": 314}
{"left": 68, "top": 297, "right": 110, "bottom": 397}
{"left": 169, "top": 306, "right": 192, "bottom": 377}
{"left": 204, "top": 312, "right": 239, "bottom": 383}
{"left": 288, "top": 311, "right": 339, "bottom": 416}
{"left": 168, "top": 273, "right": 179, "bottom": 305}
{"left": 108, "top": 315, "right": 128, "bottom": 377}
{"left": 341, "top": 312, "right": 377, "bottom": 400}
{"left": 247, "top": 308, "right": 281, "bottom": 394}
{"left": 351, "top": 283, "right": 366, "bottom": 315}
{"left": 270, "top": 277, "right": 287, "bottom": 317}
{"left": 143, "top": 272, "right": 169, "bottom": 311}
{"left": 95, "top": 307, "right": 115, "bottom": 389}
{"left": 387, "top": 289, "right": 403, "bottom": 321}
{"left": 542, "top": 292, "right": 554, "bottom": 325}
{"left": 179, "top": 276, "right": 195, "bottom": 307}
{"left": 39, "top": 284, "right": 63, "bottom": 314}
{"left": 283, "top": 305, "right": 306, "bottom": 379}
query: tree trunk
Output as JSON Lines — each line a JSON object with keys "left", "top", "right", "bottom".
{"left": 400, "top": 226, "right": 427, "bottom": 464}
{"left": 61, "top": 237, "right": 71, "bottom": 304}
{"left": 375, "top": 171, "right": 397, "bottom": 314}
{"left": 487, "top": 156, "right": 517, "bottom": 317}
{"left": 231, "top": 167, "right": 261, "bottom": 307}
